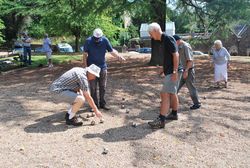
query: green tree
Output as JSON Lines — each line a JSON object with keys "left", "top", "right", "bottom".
{"left": 0, "top": 19, "right": 5, "bottom": 45}
{"left": 0, "top": 0, "right": 4, "bottom": 44}
{"left": 0, "top": 0, "right": 124, "bottom": 50}
{"left": 177, "top": 0, "right": 250, "bottom": 33}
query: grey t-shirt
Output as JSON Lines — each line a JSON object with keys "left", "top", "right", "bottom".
{"left": 212, "top": 47, "right": 230, "bottom": 65}
{"left": 22, "top": 37, "right": 32, "bottom": 47}
{"left": 178, "top": 41, "right": 194, "bottom": 69}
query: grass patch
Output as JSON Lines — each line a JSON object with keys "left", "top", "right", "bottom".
{"left": 0, "top": 54, "right": 82, "bottom": 72}
{"left": 30, "top": 55, "right": 82, "bottom": 68}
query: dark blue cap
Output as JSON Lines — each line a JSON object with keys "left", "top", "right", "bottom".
{"left": 173, "top": 35, "right": 181, "bottom": 41}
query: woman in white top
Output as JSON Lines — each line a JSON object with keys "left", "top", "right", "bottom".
{"left": 211, "top": 40, "right": 230, "bottom": 88}
{"left": 43, "top": 34, "right": 53, "bottom": 68}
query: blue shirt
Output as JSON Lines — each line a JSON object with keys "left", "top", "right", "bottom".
{"left": 84, "top": 36, "right": 113, "bottom": 70}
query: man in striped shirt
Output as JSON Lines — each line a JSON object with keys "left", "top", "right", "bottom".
{"left": 50, "top": 64, "right": 102, "bottom": 126}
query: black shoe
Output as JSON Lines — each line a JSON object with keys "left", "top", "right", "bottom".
{"left": 190, "top": 104, "right": 201, "bottom": 110}
{"left": 165, "top": 112, "right": 178, "bottom": 120}
{"left": 65, "top": 113, "right": 83, "bottom": 126}
{"left": 100, "top": 105, "right": 110, "bottom": 110}
{"left": 148, "top": 117, "right": 165, "bottom": 129}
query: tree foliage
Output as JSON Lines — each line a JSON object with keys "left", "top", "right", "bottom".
{"left": 0, "top": 0, "right": 6, "bottom": 44}
{"left": 0, "top": 0, "right": 249, "bottom": 49}
{"left": 177, "top": 0, "right": 250, "bottom": 33}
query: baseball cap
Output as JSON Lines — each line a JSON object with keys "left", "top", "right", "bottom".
{"left": 87, "top": 64, "right": 101, "bottom": 77}
{"left": 173, "top": 34, "right": 181, "bottom": 41}
{"left": 93, "top": 28, "right": 103, "bottom": 38}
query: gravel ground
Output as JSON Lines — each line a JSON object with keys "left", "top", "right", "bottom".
{"left": 0, "top": 53, "right": 249, "bottom": 168}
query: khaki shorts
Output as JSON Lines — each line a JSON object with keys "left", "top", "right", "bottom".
{"left": 161, "top": 72, "right": 182, "bottom": 94}
{"left": 54, "top": 90, "right": 78, "bottom": 104}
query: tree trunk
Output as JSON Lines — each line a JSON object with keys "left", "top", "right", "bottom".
{"left": 149, "top": 0, "right": 166, "bottom": 66}
{"left": 75, "top": 35, "right": 80, "bottom": 52}
{"left": 72, "top": 28, "right": 81, "bottom": 52}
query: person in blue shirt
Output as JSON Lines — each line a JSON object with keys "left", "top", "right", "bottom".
{"left": 83, "top": 28, "right": 125, "bottom": 111}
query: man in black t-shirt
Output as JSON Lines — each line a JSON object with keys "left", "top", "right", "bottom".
{"left": 147, "top": 22, "right": 182, "bottom": 129}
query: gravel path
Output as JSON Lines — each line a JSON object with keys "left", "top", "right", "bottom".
{"left": 0, "top": 54, "right": 249, "bottom": 168}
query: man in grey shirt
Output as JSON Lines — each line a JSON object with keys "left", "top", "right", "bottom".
{"left": 50, "top": 64, "right": 103, "bottom": 126}
{"left": 173, "top": 35, "right": 201, "bottom": 110}
{"left": 21, "top": 32, "right": 32, "bottom": 65}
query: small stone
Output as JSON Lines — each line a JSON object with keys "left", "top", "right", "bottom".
{"left": 122, "top": 98, "right": 125, "bottom": 101}
{"left": 121, "top": 105, "right": 125, "bottom": 109}
{"left": 203, "top": 96, "right": 207, "bottom": 100}
{"left": 219, "top": 133, "right": 225, "bottom": 137}
{"left": 126, "top": 109, "right": 130, "bottom": 114}
{"left": 132, "top": 123, "right": 137, "bottom": 128}
{"left": 19, "top": 147, "right": 24, "bottom": 151}
{"left": 100, "top": 118, "right": 104, "bottom": 123}
{"left": 86, "top": 113, "right": 95, "bottom": 118}
{"left": 102, "top": 148, "right": 108, "bottom": 155}
{"left": 90, "top": 120, "right": 95, "bottom": 126}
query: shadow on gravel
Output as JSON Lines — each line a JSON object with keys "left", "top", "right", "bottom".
{"left": 23, "top": 111, "right": 89, "bottom": 133}
{"left": 83, "top": 123, "right": 159, "bottom": 142}
{"left": 24, "top": 111, "right": 67, "bottom": 133}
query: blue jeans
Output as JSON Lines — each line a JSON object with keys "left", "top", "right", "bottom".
{"left": 23, "top": 46, "right": 31, "bottom": 65}
{"left": 178, "top": 69, "right": 201, "bottom": 105}
{"left": 89, "top": 69, "right": 107, "bottom": 107}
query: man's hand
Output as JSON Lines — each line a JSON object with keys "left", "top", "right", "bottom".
{"left": 94, "top": 109, "right": 102, "bottom": 118}
{"left": 110, "top": 49, "right": 126, "bottom": 62}
{"left": 118, "top": 55, "right": 126, "bottom": 61}
{"left": 171, "top": 73, "right": 178, "bottom": 81}
{"left": 159, "top": 71, "right": 165, "bottom": 78}
{"left": 183, "top": 71, "right": 188, "bottom": 79}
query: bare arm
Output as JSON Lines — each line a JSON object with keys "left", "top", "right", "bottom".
{"left": 81, "top": 89, "right": 102, "bottom": 118}
{"left": 171, "top": 52, "right": 179, "bottom": 81}
{"left": 185, "top": 60, "right": 193, "bottom": 71}
{"left": 173, "top": 52, "right": 179, "bottom": 72}
{"left": 183, "top": 60, "right": 193, "bottom": 79}
{"left": 110, "top": 49, "right": 126, "bottom": 61}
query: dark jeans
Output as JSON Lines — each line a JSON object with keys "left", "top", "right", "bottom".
{"left": 178, "top": 69, "right": 200, "bottom": 105}
{"left": 89, "top": 69, "right": 107, "bottom": 107}
{"left": 23, "top": 46, "right": 31, "bottom": 65}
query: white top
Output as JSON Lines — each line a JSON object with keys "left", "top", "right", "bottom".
{"left": 43, "top": 37, "right": 52, "bottom": 52}
{"left": 212, "top": 47, "right": 230, "bottom": 65}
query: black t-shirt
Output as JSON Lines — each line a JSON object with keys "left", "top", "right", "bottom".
{"left": 161, "top": 33, "right": 182, "bottom": 75}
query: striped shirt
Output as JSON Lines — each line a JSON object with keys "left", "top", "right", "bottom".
{"left": 50, "top": 67, "right": 89, "bottom": 93}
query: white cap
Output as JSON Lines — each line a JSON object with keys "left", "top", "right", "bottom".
{"left": 93, "top": 28, "right": 103, "bottom": 38}
{"left": 87, "top": 64, "right": 101, "bottom": 77}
